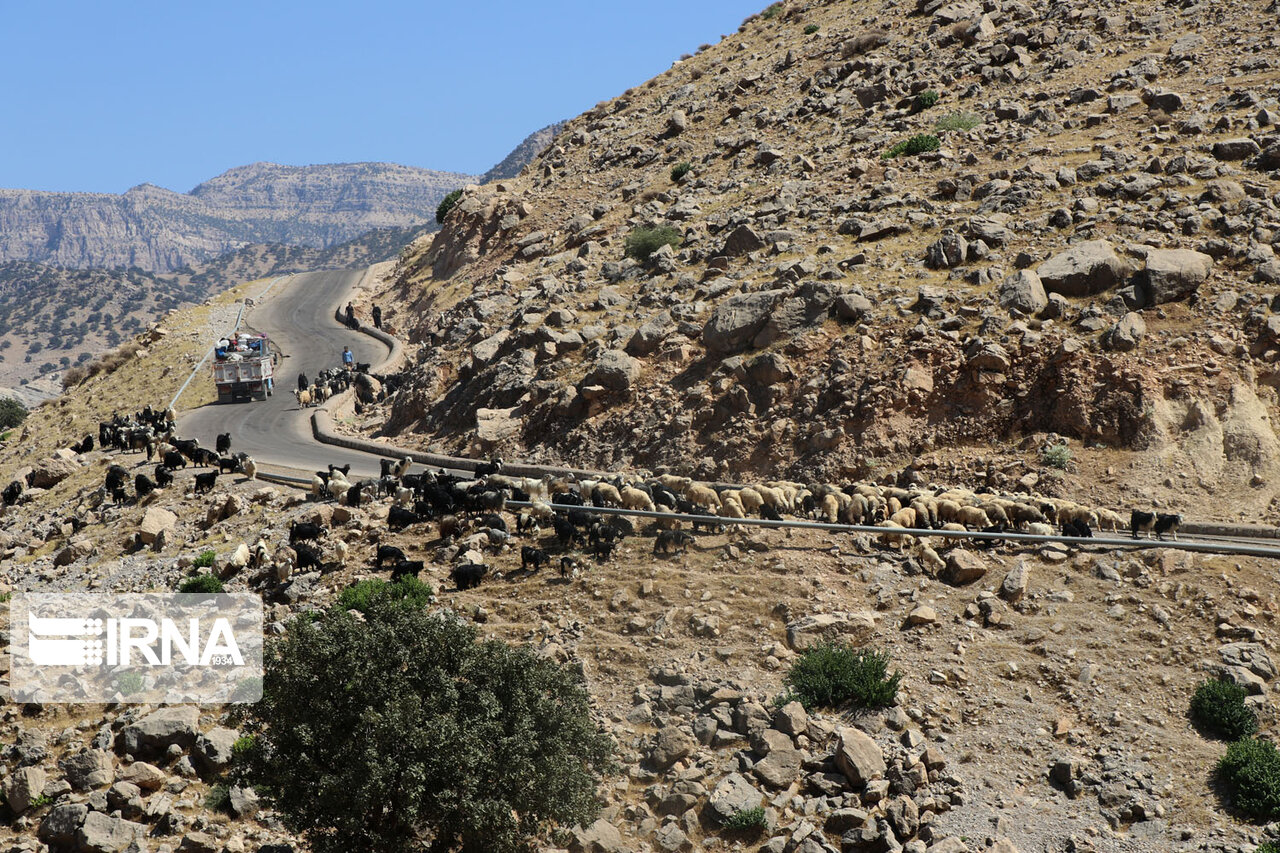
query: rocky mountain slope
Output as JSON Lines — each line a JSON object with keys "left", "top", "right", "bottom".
{"left": 367, "top": 0, "right": 1280, "bottom": 528}
{"left": 0, "top": 162, "right": 474, "bottom": 272}
{"left": 481, "top": 121, "right": 568, "bottom": 184}
{"left": 0, "top": 284, "right": 1278, "bottom": 853}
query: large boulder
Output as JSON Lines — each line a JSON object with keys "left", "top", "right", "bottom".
{"left": 649, "top": 726, "right": 696, "bottom": 771}
{"left": 194, "top": 727, "right": 239, "bottom": 776}
{"left": 1106, "top": 312, "right": 1146, "bottom": 352}
{"left": 626, "top": 312, "right": 674, "bottom": 356}
{"left": 581, "top": 350, "right": 640, "bottom": 392}
{"left": 702, "top": 290, "right": 787, "bottom": 354}
{"left": 37, "top": 803, "right": 88, "bottom": 847}
{"left": 121, "top": 706, "right": 200, "bottom": 757}
{"left": 785, "top": 612, "right": 877, "bottom": 650}
{"left": 707, "top": 772, "right": 764, "bottom": 823}
{"left": 834, "top": 727, "right": 886, "bottom": 787}
{"left": 943, "top": 550, "right": 988, "bottom": 585}
{"left": 3, "top": 765, "right": 46, "bottom": 814}
{"left": 569, "top": 818, "right": 626, "bottom": 853}
{"left": 137, "top": 507, "right": 177, "bottom": 546}
{"left": 1140, "top": 247, "right": 1213, "bottom": 304}
{"left": 29, "top": 454, "right": 79, "bottom": 488}
{"left": 1037, "top": 240, "right": 1131, "bottom": 297}
{"left": 997, "top": 269, "right": 1048, "bottom": 316}
{"left": 720, "top": 225, "right": 767, "bottom": 257}
{"left": 59, "top": 749, "right": 114, "bottom": 790}
{"left": 77, "top": 811, "right": 148, "bottom": 853}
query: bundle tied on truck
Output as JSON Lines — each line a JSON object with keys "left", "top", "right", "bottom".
{"left": 213, "top": 332, "right": 276, "bottom": 403}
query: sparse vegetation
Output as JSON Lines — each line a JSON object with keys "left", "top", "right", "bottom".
{"left": 935, "top": 111, "right": 983, "bottom": 132}
{"left": 722, "top": 806, "right": 769, "bottom": 832}
{"left": 179, "top": 574, "right": 224, "bottom": 594}
{"left": 0, "top": 397, "right": 27, "bottom": 430}
{"left": 670, "top": 162, "right": 693, "bottom": 182}
{"left": 761, "top": 3, "right": 783, "bottom": 20}
{"left": 624, "top": 226, "right": 683, "bottom": 264}
{"left": 1217, "top": 738, "right": 1280, "bottom": 821}
{"left": 781, "top": 642, "right": 902, "bottom": 712}
{"left": 115, "top": 671, "right": 144, "bottom": 696}
{"left": 337, "top": 575, "right": 433, "bottom": 614}
{"left": 912, "top": 90, "right": 940, "bottom": 113}
{"left": 436, "top": 188, "right": 464, "bottom": 225}
{"left": 193, "top": 549, "right": 217, "bottom": 568}
{"left": 1041, "top": 442, "right": 1073, "bottom": 470}
{"left": 205, "top": 783, "right": 232, "bottom": 814}
{"left": 237, "top": 598, "right": 615, "bottom": 853}
{"left": 804, "top": 23, "right": 819, "bottom": 34}
{"left": 882, "top": 134, "right": 941, "bottom": 159}
{"left": 1190, "top": 679, "right": 1258, "bottom": 741}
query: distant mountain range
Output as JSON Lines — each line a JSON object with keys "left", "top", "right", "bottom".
{"left": 0, "top": 162, "right": 475, "bottom": 272}
{"left": 481, "top": 122, "right": 566, "bottom": 184}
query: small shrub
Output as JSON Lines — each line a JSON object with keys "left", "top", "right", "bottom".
{"left": 935, "top": 111, "right": 983, "bottom": 132}
{"left": 761, "top": 3, "right": 783, "bottom": 20}
{"left": 722, "top": 806, "right": 768, "bottom": 831}
{"left": 912, "top": 90, "right": 940, "bottom": 112}
{"left": 179, "top": 574, "right": 224, "bottom": 594}
{"left": 1259, "top": 842, "right": 1280, "bottom": 853}
{"left": 1190, "top": 679, "right": 1258, "bottom": 741}
{"left": 205, "top": 783, "right": 232, "bottom": 814}
{"left": 115, "top": 671, "right": 144, "bottom": 697}
{"left": 670, "top": 162, "right": 693, "bottom": 182}
{"left": 624, "top": 226, "right": 682, "bottom": 264}
{"left": 232, "top": 734, "right": 257, "bottom": 765}
{"left": 882, "top": 134, "right": 941, "bottom": 159}
{"left": 193, "top": 549, "right": 217, "bottom": 569}
{"left": 1218, "top": 738, "right": 1280, "bottom": 821}
{"left": 1040, "top": 443, "right": 1072, "bottom": 470}
{"left": 435, "top": 189, "right": 463, "bottom": 225}
{"left": 782, "top": 642, "right": 902, "bottom": 712}
{"left": 0, "top": 397, "right": 27, "bottom": 430}
{"left": 842, "top": 31, "right": 889, "bottom": 58}
{"left": 61, "top": 365, "right": 87, "bottom": 389}
{"left": 804, "top": 23, "right": 819, "bottom": 34}
{"left": 30, "top": 793, "right": 51, "bottom": 809}
{"left": 337, "top": 575, "right": 433, "bottom": 614}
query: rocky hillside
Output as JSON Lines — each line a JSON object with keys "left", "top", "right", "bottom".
{"left": 0, "top": 282, "right": 1278, "bottom": 853}
{"left": 0, "top": 162, "right": 474, "bottom": 272}
{"left": 480, "top": 121, "right": 568, "bottom": 184}
{"left": 370, "top": 0, "right": 1280, "bottom": 523}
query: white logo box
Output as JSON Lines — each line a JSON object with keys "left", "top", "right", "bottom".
{"left": 10, "top": 593, "right": 263, "bottom": 704}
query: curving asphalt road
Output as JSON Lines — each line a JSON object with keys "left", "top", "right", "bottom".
{"left": 178, "top": 270, "right": 392, "bottom": 478}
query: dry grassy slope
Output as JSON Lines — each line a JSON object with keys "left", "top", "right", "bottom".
{"left": 369, "top": 0, "right": 1280, "bottom": 525}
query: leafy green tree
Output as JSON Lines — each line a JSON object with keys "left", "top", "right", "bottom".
{"left": 0, "top": 397, "right": 26, "bottom": 430}
{"left": 237, "top": 602, "right": 614, "bottom": 853}
{"left": 436, "top": 189, "right": 464, "bottom": 225}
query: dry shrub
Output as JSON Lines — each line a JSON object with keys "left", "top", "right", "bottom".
{"left": 82, "top": 340, "right": 145, "bottom": 382}
{"left": 61, "top": 365, "right": 87, "bottom": 390}
{"left": 841, "top": 31, "right": 889, "bottom": 58}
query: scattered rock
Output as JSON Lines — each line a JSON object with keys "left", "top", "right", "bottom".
{"left": 942, "top": 550, "right": 987, "bottom": 585}
{"left": 834, "top": 727, "right": 886, "bottom": 787}
{"left": 997, "top": 269, "right": 1048, "bottom": 316}
{"left": 1140, "top": 247, "right": 1213, "bottom": 304}
{"left": 138, "top": 507, "right": 178, "bottom": 546}
{"left": 1037, "top": 240, "right": 1130, "bottom": 297}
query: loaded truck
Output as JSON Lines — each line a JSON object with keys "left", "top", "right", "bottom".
{"left": 213, "top": 332, "right": 275, "bottom": 403}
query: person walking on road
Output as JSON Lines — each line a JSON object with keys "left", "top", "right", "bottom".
{"left": 342, "top": 346, "right": 354, "bottom": 370}
{"left": 297, "top": 372, "right": 309, "bottom": 392}
{"left": 345, "top": 302, "right": 356, "bottom": 329}
{"left": 372, "top": 304, "right": 382, "bottom": 330}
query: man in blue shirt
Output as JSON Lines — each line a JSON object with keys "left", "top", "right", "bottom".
{"left": 342, "top": 347, "right": 354, "bottom": 370}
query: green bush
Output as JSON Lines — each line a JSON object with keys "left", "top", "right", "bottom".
{"left": 232, "top": 734, "right": 257, "bottom": 765}
{"left": 935, "top": 111, "right": 983, "bottom": 132}
{"left": 193, "top": 549, "right": 216, "bottom": 568}
{"left": 882, "top": 134, "right": 941, "bottom": 160}
{"left": 115, "top": 671, "right": 144, "bottom": 697}
{"left": 761, "top": 3, "right": 783, "bottom": 19}
{"left": 670, "top": 161, "right": 693, "bottom": 182}
{"left": 1218, "top": 738, "right": 1280, "bottom": 821}
{"left": 337, "top": 575, "right": 433, "bottom": 614}
{"left": 436, "top": 189, "right": 464, "bottom": 225}
{"left": 912, "top": 90, "right": 940, "bottom": 112}
{"left": 236, "top": 602, "right": 615, "bottom": 853}
{"left": 624, "top": 226, "right": 683, "bottom": 264}
{"left": 722, "top": 806, "right": 768, "bottom": 831}
{"left": 205, "top": 783, "right": 231, "bottom": 813}
{"left": 178, "top": 574, "right": 224, "bottom": 594}
{"left": 0, "top": 397, "right": 27, "bottom": 430}
{"left": 782, "top": 642, "right": 902, "bottom": 712}
{"left": 1190, "top": 678, "right": 1258, "bottom": 741}
{"left": 1259, "top": 841, "right": 1280, "bottom": 853}
{"left": 1040, "top": 443, "right": 1072, "bottom": 470}
{"left": 804, "top": 23, "right": 819, "bottom": 34}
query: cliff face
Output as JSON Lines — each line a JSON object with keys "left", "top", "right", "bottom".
{"left": 479, "top": 122, "right": 566, "bottom": 184}
{"left": 0, "top": 162, "right": 476, "bottom": 272}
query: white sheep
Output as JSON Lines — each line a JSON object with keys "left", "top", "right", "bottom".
{"left": 684, "top": 482, "right": 721, "bottom": 511}
{"left": 620, "top": 486, "right": 655, "bottom": 512}
{"left": 1096, "top": 508, "right": 1125, "bottom": 532}
{"left": 955, "top": 506, "right": 990, "bottom": 529}
{"left": 394, "top": 456, "right": 412, "bottom": 478}
{"left": 1025, "top": 522, "right": 1055, "bottom": 537}
{"left": 310, "top": 474, "right": 324, "bottom": 500}
{"left": 593, "top": 482, "right": 622, "bottom": 507}
{"left": 916, "top": 541, "right": 945, "bottom": 574}
{"left": 295, "top": 388, "right": 313, "bottom": 407}
{"left": 242, "top": 457, "right": 257, "bottom": 480}
{"left": 333, "top": 539, "right": 348, "bottom": 567}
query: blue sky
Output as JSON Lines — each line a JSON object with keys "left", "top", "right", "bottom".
{"left": 1, "top": 0, "right": 766, "bottom": 194}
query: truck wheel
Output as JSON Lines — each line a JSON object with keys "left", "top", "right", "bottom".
{"left": 217, "top": 392, "right": 232, "bottom": 405}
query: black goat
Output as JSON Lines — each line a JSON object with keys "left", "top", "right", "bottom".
{"left": 215, "top": 433, "right": 232, "bottom": 455}
{"left": 390, "top": 560, "right": 425, "bottom": 580}
{"left": 521, "top": 546, "right": 549, "bottom": 571}
{"left": 290, "top": 521, "right": 324, "bottom": 544}
{"left": 654, "top": 530, "right": 695, "bottom": 555}
{"left": 135, "top": 474, "right": 157, "bottom": 498}
{"left": 193, "top": 471, "right": 218, "bottom": 494}
{"left": 388, "top": 506, "right": 423, "bottom": 531}
{"left": 1155, "top": 513, "right": 1182, "bottom": 541}
{"left": 155, "top": 465, "right": 174, "bottom": 489}
{"left": 375, "top": 544, "right": 407, "bottom": 568}
{"left": 452, "top": 563, "right": 487, "bottom": 590}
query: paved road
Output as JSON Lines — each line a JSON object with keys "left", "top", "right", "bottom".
{"left": 178, "top": 270, "right": 391, "bottom": 478}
